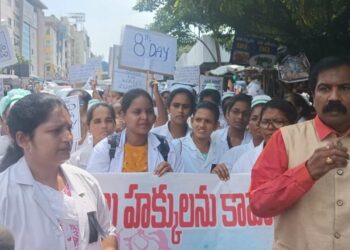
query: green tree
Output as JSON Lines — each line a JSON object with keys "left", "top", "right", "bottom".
{"left": 15, "top": 53, "right": 30, "bottom": 65}
{"left": 134, "top": 0, "right": 350, "bottom": 62}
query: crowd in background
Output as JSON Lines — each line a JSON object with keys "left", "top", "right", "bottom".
{"left": 0, "top": 62, "right": 318, "bottom": 250}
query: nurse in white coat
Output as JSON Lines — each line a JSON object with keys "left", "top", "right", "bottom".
{"left": 151, "top": 87, "right": 196, "bottom": 143}
{"left": 87, "top": 89, "right": 183, "bottom": 175}
{"left": 234, "top": 99, "right": 298, "bottom": 173}
{"left": 211, "top": 94, "right": 253, "bottom": 156}
{"left": 0, "top": 89, "right": 31, "bottom": 165}
{"left": 218, "top": 95, "right": 272, "bottom": 174}
{"left": 69, "top": 102, "right": 116, "bottom": 169}
{"left": 0, "top": 93, "right": 117, "bottom": 250}
{"left": 173, "top": 101, "right": 220, "bottom": 173}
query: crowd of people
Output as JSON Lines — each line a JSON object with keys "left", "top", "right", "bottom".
{"left": 0, "top": 56, "right": 350, "bottom": 250}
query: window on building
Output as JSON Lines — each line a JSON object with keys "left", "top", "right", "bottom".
{"left": 46, "top": 65, "right": 51, "bottom": 72}
{"left": 46, "top": 29, "right": 50, "bottom": 35}
{"left": 8, "top": 18, "right": 12, "bottom": 27}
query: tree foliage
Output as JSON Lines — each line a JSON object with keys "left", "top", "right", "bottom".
{"left": 134, "top": 0, "right": 350, "bottom": 62}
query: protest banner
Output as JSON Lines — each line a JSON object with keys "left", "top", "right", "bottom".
{"left": 174, "top": 66, "right": 200, "bottom": 86}
{"left": 112, "top": 69, "right": 147, "bottom": 93}
{"left": 0, "top": 26, "right": 17, "bottom": 68}
{"left": 119, "top": 25, "right": 177, "bottom": 75}
{"left": 94, "top": 173, "right": 273, "bottom": 250}
{"left": 154, "top": 74, "right": 164, "bottom": 81}
{"left": 199, "top": 75, "right": 224, "bottom": 94}
{"left": 62, "top": 95, "right": 81, "bottom": 141}
{"left": 68, "top": 57, "right": 102, "bottom": 84}
{"left": 111, "top": 44, "right": 147, "bottom": 92}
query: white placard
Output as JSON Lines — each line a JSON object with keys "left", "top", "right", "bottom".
{"left": 174, "top": 66, "right": 200, "bottom": 85}
{"left": 119, "top": 25, "right": 177, "bottom": 75}
{"left": 68, "top": 58, "right": 102, "bottom": 84}
{"left": 112, "top": 69, "right": 147, "bottom": 93}
{"left": 63, "top": 95, "right": 81, "bottom": 141}
{"left": 153, "top": 74, "right": 164, "bottom": 81}
{"left": 112, "top": 45, "right": 121, "bottom": 68}
{"left": 87, "top": 57, "right": 102, "bottom": 71}
{"left": 0, "top": 79, "right": 4, "bottom": 98}
{"left": 0, "top": 25, "right": 17, "bottom": 68}
{"left": 68, "top": 64, "right": 86, "bottom": 84}
{"left": 199, "top": 75, "right": 224, "bottom": 94}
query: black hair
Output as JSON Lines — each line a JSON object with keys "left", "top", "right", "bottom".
{"left": 199, "top": 89, "right": 221, "bottom": 106}
{"left": 0, "top": 93, "right": 67, "bottom": 172}
{"left": 260, "top": 99, "right": 298, "bottom": 125}
{"left": 97, "top": 89, "right": 104, "bottom": 97}
{"left": 225, "top": 94, "right": 252, "bottom": 115}
{"left": 284, "top": 93, "right": 313, "bottom": 119}
{"left": 67, "top": 89, "right": 92, "bottom": 111}
{"left": 160, "top": 91, "right": 170, "bottom": 97}
{"left": 309, "top": 56, "right": 350, "bottom": 93}
{"left": 87, "top": 102, "right": 116, "bottom": 126}
{"left": 3, "top": 83, "right": 13, "bottom": 96}
{"left": 121, "top": 88, "right": 154, "bottom": 113}
{"left": 166, "top": 88, "right": 196, "bottom": 115}
{"left": 193, "top": 101, "right": 220, "bottom": 122}
{"left": 221, "top": 96, "right": 235, "bottom": 114}
{"left": 0, "top": 226, "right": 15, "bottom": 250}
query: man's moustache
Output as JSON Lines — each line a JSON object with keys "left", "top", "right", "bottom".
{"left": 323, "top": 101, "right": 347, "bottom": 114}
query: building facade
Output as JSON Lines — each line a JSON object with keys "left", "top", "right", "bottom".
{"left": 0, "top": 1, "right": 92, "bottom": 81}
{"left": 0, "top": 0, "right": 46, "bottom": 77}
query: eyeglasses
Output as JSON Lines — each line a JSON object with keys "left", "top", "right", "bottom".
{"left": 259, "top": 119, "right": 288, "bottom": 129}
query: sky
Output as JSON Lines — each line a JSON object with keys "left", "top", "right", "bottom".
{"left": 43, "top": 0, "right": 155, "bottom": 60}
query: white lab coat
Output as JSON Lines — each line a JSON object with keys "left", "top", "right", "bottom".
{"left": 231, "top": 142, "right": 264, "bottom": 173}
{"left": 71, "top": 135, "right": 90, "bottom": 153}
{"left": 211, "top": 127, "right": 252, "bottom": 156}
{"left": 218, "top": 110, "right": 228, "bottom": 129}
{"left": 0, "top": 135, "right": 11, "bottom": 164}
{"left": 87, "top": 129, "right": 184, "bottom": 173}
{"left": 68, "top": 134, "right": 93, "bottom": 169}
{"left": 0, "top": 157, "right": 116, "bottom": 250}
{"left": 172, "top": 133, "right": 221, "bottom": 173}
{"left": 219, "top": 141, "right": 255, "bottom": 171}
{"left": 151, "top": 121, "right": 191, "bottom": 143}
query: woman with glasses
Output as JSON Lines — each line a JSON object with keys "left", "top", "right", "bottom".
{"left": 211, "top": 94, "right": 253, "bottom": 156}
{"left": 232, "top": 99, "right": 297, "bottom": 173}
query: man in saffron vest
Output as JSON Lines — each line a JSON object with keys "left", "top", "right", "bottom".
{"left": 249, "top": 56, "right": 350, "bottom": 250}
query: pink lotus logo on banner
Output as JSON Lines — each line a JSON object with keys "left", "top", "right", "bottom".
{"left": 123, "top": 229, "right": 171, "bottom": 250}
